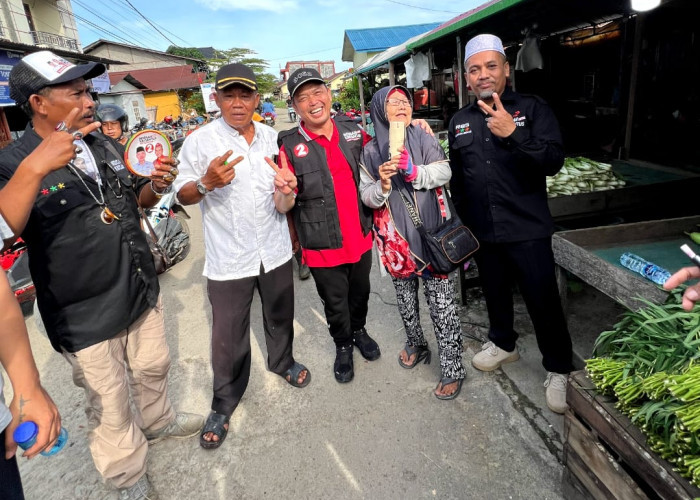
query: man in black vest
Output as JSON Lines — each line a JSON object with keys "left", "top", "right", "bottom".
{"left": 275, "top": 68, "right": 380, "bottom": 383}
{"left": 0, "top": 50, "right": 202, "bottom": 499}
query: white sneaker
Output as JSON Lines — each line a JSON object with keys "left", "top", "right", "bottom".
{"left": 544, "top": 372, "right": 569, "bottom": 414}
{"left": 471, "top": 341, "right": 520, "bottom": 372}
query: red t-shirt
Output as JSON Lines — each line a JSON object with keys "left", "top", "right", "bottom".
{"left": 279, "top": 122, "right": 372, "bottom": 268}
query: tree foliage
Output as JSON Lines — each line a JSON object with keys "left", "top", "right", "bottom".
{"left": 165, "top": 46, "right": 208, "bottom": 74}
{"left": 205, "top": 47, "right": 279, "bottom": 95}
{"left": 166, "top": 46, "right": 280, "bottom": 106}
{"left": 338, "top": 76, "right": 369, "bottom": 111}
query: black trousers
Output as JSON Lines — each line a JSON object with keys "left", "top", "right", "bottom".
{"left": 0, "top": 430, "right": 25, "bottom": 500}
{"left": 207, "top": 259, "right": 295, "bottom": 415}
{"left": 474, "top": 238, "right": 574, "bottom": 374}
{"left": 309, "top": 249, "right": 372, "bottom": 348}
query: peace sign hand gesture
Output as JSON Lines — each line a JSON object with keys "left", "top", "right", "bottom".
{"left": 267, "top": 151, "right": 297, "bottom": 213}
{"left": 203, "top": 151, "right": 243, "bottom": 190}
{"left": 477, "top": 92, "right": 516, "bottom": 138}
{"left": 266, "top": 153, "right": 297, "bottom": 195}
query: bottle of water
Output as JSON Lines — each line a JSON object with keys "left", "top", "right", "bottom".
{"left": 619, "top": 252, "right": 671, "bottom": 285}
{"left": 13, "top": 421, "right": 68, "bottom": 456}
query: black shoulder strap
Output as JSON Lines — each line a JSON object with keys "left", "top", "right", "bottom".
{"left": 102, "top": 139, "right": 122, "bottom": 163}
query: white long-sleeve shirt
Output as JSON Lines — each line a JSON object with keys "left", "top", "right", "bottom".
{"left": 174, "top": 120, "right": 291, "bottom": 280}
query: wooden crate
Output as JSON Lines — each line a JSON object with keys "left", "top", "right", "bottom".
{"left": 563, "top": 371, "right": 700, "bottom": 500}
{"left": 553, "top": 215, "right": 700, "bottom": 311}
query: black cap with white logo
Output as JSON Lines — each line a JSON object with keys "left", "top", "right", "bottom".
{"left": 9, "top": 50, "right": 105, "bottom": 105}
{"left": 287, "top": 68, "right": 325, "bottom": 99}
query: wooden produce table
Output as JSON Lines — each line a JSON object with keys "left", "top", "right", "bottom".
{"left": 457, "top": 160, "right": 700, "bottom": 303}
{"left": 549, "top": 160, "right": 700, "bottom": 225}
{"left": 552, "top": 215, "right": 700, "bottom": 311}
{"left": 564, "top": 371, "right": 700, "bottom": 499}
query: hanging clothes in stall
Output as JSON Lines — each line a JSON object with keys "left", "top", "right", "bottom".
{"left": 405, "top": 52, "right": 430, "bottom": 89}
{"left": 516, "top": 35, "right": 543, "bottom": 72}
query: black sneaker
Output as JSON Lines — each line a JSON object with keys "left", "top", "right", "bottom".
{"left": 352, "top": 328, "right": 381, "bottom": 361}
{"left": 334, "top": 345, "right": 354, "bottom": 383}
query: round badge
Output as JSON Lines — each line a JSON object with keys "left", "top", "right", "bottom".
{"left": 124, "top": 130, "right": 172, "bottom": 177}
{"left": 294, "top": 143, "right": 309, "bottom": 158}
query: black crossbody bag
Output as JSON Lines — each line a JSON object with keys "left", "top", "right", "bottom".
{"left": 394, "top": 180, "right": 479, "bottom": 274}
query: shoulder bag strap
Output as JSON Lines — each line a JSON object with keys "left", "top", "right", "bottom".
{"left": 392, "top": 177, "right": 428, "bottom": 236}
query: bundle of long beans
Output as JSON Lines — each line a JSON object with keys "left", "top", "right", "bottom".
{"left": 585, "top": 297, "right": 700, "bottom": 486}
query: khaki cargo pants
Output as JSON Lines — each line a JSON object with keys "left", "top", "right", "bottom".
{"left": 62, "top": 296, "right": 175, "bottom": 489}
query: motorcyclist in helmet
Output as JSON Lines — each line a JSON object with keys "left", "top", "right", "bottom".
{"left": 97, "top": 103, "right": 129, "bottom": 146}
{"left": 331, "top": 101, "right": 342, "bottom": 119}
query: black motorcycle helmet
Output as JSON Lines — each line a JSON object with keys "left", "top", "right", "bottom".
{"left": 332, "top": 102, "right": 342, "bottom": 113}
{"left": 97, "top": 104, "right": 128, "bottom": 132}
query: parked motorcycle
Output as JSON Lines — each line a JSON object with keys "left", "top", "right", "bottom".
{"left": 143, "top": 191, "right": 191, "bottom": 268}
{"left": 1, "top": 239, "right": 35, "bottom": 315}
{"left": 288, "top": 106, "right": 297, "bottom": 123}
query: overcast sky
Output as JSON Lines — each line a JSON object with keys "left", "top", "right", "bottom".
{"left": 74, "top": 0, "right": 484, "bottom": 75}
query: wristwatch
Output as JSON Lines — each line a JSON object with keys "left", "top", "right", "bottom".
{"left": 196, "top": 178, "right": 210, "bottom": 195}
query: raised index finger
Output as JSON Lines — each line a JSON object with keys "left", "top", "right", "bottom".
{"left": 61, "top": 108, "right": 82, "bottom": 132}
{"left": 265, "top": 156, "right": 281, "bottom": 173}
{"left": 77, "top": 119, "right": 103, "bottom": 138}
{"left": 491, "top": 92, "right": 505, "bottom": 111}
{"left": 216, "top": 150, "right": 234, "bottom": 166}
{"left": 477, "top": 99, "right": 496, "bottom": 116}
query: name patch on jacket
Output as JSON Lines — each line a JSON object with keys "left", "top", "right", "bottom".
{"left": 109, "top": 159, "right": 125, "bottom": 171}
{"left": 512, "top": 111, "right": 527, "bottom": 127}
{"left": 454, "top": 122, "right": 472, "bottom": 137}
{"left": 343, "top": 130, "right": 363, "bottom": 142}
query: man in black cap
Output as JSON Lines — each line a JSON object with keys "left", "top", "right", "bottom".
{"left": 175, "top": 63, "right": 310, "bottom": 450}
{"left": 274, "top": 68, "right": 381, "bottom": 383}
{"left": 0, "top": 50, "right": 203, "bottom": 500}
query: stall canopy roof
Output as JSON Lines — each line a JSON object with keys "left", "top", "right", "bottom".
{"left": 407, "top": 0, "right": 631, "bottom": 51}
{"left": 355, "top": 32, "right": 427, "bottom": 75}
{"left": 342, "top": 23, "right": 441, "bottom": 61}
{"left": 408, "top": 0, "right": 525, "bottom": 50}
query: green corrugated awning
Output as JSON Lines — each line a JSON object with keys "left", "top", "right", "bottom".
{"left": 406, "top": 0, "right": 527, "bottom": 51}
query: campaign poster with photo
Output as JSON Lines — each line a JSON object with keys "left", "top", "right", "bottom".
{"left": 124, "top": 130, "right": 172, "bottom": 177}
{"left": 201, "top": 83, "right": 219, "bottom": 113}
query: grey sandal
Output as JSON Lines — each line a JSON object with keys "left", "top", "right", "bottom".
{"left": 434, "top": 377, "right": 463, "bottom": 400}
{"left": 398, "top": 343, "right": 431, "bottom": 369}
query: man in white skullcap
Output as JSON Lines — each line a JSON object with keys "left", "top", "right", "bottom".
{"left": 448, "top": 34, "right": 574, "bottom": 414}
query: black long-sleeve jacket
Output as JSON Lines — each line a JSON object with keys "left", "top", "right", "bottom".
{"left": 448, "top": 87, "right": 564, "bottom": 243}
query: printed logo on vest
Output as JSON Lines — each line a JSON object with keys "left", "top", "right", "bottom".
{"left": 294, "top": 143, "right": 309, "bottom": 158}
{"left": 454, "top": 122, "right": 471, "bottom": 137}
{"left": 343, "top": 130, "right": 362, "bottom": 142}
{"left": 512, "top": 111, "right": 527, "bottom": 127}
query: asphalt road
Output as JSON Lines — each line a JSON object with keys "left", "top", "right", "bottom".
{"left": 8, "top": 110, "right": 572, "bottom": 499}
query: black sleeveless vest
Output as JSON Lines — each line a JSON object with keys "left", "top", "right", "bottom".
{"left": 278, "top": 120, "right": 372, "bottom": 250}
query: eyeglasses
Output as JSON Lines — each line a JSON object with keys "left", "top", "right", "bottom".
{"left": 386, "top": 98, "right": 410, "bottom": 107}
{"left": 295, "top": 88, "right": 326, "bottom": 104}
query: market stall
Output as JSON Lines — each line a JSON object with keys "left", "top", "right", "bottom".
{"left": 387, "top": 0, "right": 700, "bottom": 495}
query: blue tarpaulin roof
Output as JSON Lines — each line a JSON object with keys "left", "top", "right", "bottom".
{"left": 342, "top": 23, "right": 441, "bottom": 61}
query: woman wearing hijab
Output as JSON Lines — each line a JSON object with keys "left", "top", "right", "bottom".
{"left": 359, "top": 85, "right": 465, "bottom": 400}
